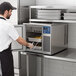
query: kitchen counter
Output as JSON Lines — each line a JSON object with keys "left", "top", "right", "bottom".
{"left": 44, "top": 48, "right": 76, "bottom": 62}
{"left": 43, "top": 49, "right": 76, "bottom": 76}
{"left": 21, "top": 48, "right": 76, "bottom": 62}
{"left": 55, "top": 48, "right": 76, "bottom": 59}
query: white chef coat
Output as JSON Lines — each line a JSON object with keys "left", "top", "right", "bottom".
{"left": 0, "top": 16, "right": 19, "bottom": 52}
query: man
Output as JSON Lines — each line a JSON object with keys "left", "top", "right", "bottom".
{"left": 0, "top": 2, "right": 33, "bottom": 76}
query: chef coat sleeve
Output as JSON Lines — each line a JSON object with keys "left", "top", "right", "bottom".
{"left": 7, "top": 25, "right": 19, "bottom": 41}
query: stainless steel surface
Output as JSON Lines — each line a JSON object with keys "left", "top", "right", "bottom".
{"left": 18, "top": 6, "right": 29, "bottom": 24}
{"left": 12, "top": 25, "right": 26, "bottom": 51}
{"left": 27, "top": 53, "right": 37, "bottom": 76}
{"left": 12, "top": 51, "right": 27, "bottom": 76}
{"left": 29, "top": 6, "right": 76, "bottom": 23}
{"left": 12, "top": 51, "right": 21, "bottom": 68}
{"left": 29, "top": 6, "right": 74, "bottom": 9}
{"left": 22, "top": 49, "right": 76, "bottom": 76}
{"left": 20, "top": 52, "right": 27, "bottom": 76}
{"left": 12, "top": 51, "right": 28, "bottom": 76}
{"left": 29, "top": 6, "right": 67, "bottom": 22}
{"left": 26, "top": 53, "right": 43, "bottom": 76}
{"left": 55, "top": 48, "right": 76, "bottom": 59}
{"left": 44, "top": 48, "right": 76, "bottom": 62}
{"left": 51, "top": 23, "right": 68, "bottom": 54}
{"left": 18, "top": 0, "right": 29, "bottom": 24}
{"left": 12, "top": 51, "right": 21, "bottom": 76}
{"left": 43, "top": 52, "right": 76, "bottom": 76}
{"left": 29, "top": 19, "right": 76, "bottom": 23}
{"left": 24, "top": 23, "right": 68, "bottom": 55}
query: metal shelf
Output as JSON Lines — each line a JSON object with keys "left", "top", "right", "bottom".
{"left": 29, "top": 6, "right": 68, "bottom": 10}
{"left": 28, "top": 37, "right": 42, "bottom": 42}
{"left": 30, "top": 19, "right": 76, "bottom": 23}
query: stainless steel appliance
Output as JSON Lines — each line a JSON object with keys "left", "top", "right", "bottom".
{"left": 24, "top": 23, "right": 68, "bottom": 55}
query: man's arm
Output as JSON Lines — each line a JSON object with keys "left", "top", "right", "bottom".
{"left": 16, "top": 36, "right": 33, "bottom": 48}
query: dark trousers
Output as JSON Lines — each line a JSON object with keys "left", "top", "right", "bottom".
{"left": 0, "top": 45, "right": 14, "bottom": 76}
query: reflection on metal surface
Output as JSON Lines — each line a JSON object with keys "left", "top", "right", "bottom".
{"left": 44, "top": 48, "right": 76, "bottom": 62}
{"left": 55, "top": 48, "right": 76, "bottom": 59}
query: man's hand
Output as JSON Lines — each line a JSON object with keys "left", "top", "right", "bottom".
{"left": 27, "top": 43, "right": 34, "bottom": 49}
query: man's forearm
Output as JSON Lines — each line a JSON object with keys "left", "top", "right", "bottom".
{"left": 16, "top": 36, "right": 29, "bottom": 47}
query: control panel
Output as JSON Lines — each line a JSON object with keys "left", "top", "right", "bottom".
{"left": 43, "top": 26, "right": 51, "bottom": 34}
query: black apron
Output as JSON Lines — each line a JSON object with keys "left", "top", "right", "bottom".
{"left": 0, "top": 17, "right": 14, "bottom": 76}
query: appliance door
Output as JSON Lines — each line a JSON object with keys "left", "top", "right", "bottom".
{"left": 13, "top": 51, "right": 21, "bottom": 69}
{"left": 20, "top": 52, "right": 27, "bottom": 76}
{"left": 11, "top": 25, "right": 25, "bottom": 51}
{"left": 24, "top": 23, "right": 43, "bottom": 53}
{"left": 12, "top": 51, "right": 21, "bottom": 76}
{"left": 24, "top": 23, "right": 52, "bottom": 54}
{"left": 12, "top": 51, "right": 27, "bottom": 76}
{"left": 27, "top": 53, "right": 43, "bottom": 76}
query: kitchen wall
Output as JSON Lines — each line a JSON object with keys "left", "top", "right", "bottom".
{"left": 36, "top": 0, "right": 76, "bottom": 6}
{"left": 0, "top": 0, "right": 17, "bottom": 7}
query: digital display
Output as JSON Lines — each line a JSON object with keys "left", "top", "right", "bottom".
{"left": 43, "top": 26, "right": 51, "bottom": 34}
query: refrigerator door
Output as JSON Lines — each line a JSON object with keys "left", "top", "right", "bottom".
{"left": 12, "top": 51, "right": 21, "bottom": 76}
{"left": 12, "top": 51, "right": 21, "bottom": 68}
{"left": 27, "top": 53, "right": 43, "bottom": 76}
{"left": 11, "top": 25, "right": 26, "bottom": 51}
{"left": 12, "top": 52, "right": 27, "bottom": 76}
{"left": 20, "top": 52, "right": 27, "bottom": 76}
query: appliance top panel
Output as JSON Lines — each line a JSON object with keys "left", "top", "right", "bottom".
{"left": 23, "top": 23, "right": 52, "bottom": 26}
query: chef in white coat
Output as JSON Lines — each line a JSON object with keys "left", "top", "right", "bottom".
{"left": 0, "top": 2, "right": 33, "bottom": 76}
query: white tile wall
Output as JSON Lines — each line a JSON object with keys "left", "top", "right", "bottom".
{"left": 36, "top": 0, "right": 76, "bottom": 6}
{"left": 0, "top": 0, "right": 17, "bottom": 7}
{"left": 36, "top": 0, "right": 57, "bottom": 6}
